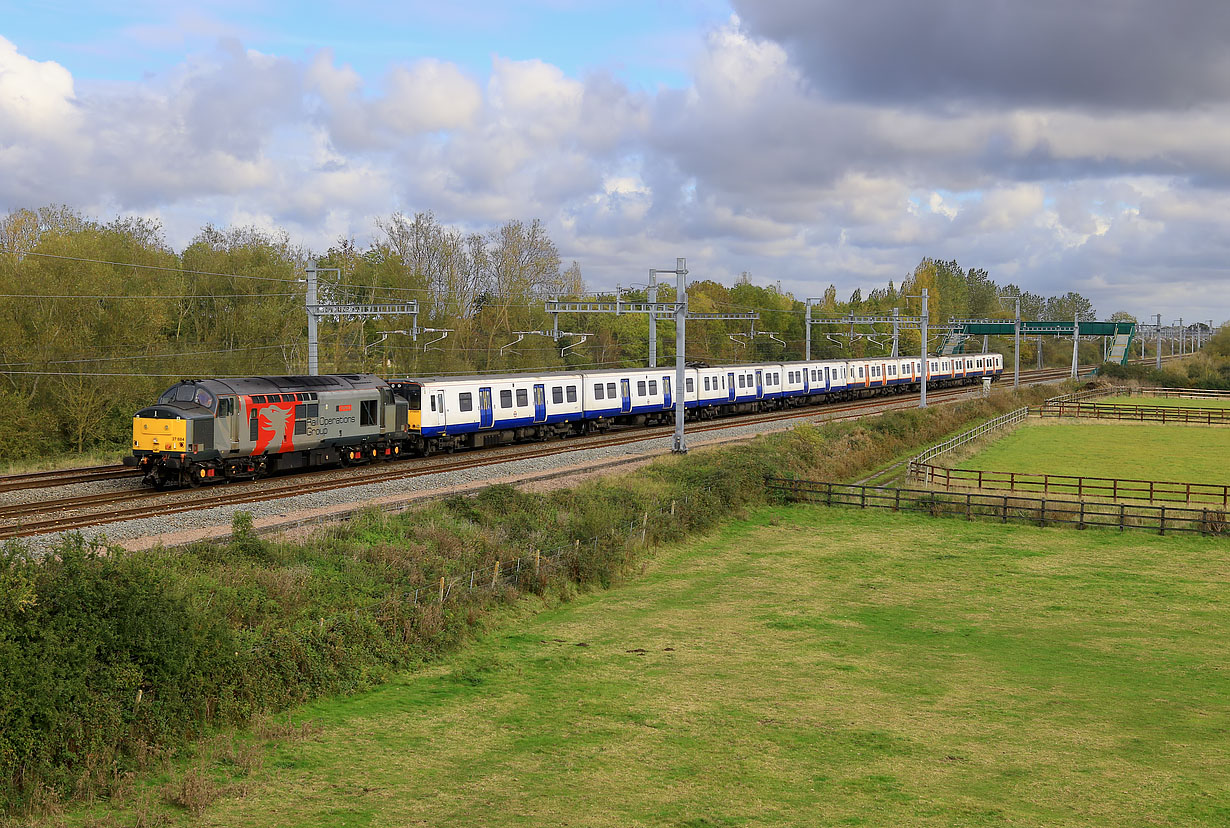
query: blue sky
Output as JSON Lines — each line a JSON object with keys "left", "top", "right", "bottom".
{"left": 1, "top": 0, "right": 727, "bottom": 88}
{"left": 1, "top": 0, "right": 1228, "bottom": 323}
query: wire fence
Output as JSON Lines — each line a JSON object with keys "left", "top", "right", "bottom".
{"left": 279, "top": 490, "right": 713, "bottom": 640}
{"left": 767, "top": 478, "right": 1230, "bottom": 538}
{"left": 909, "top": 406, "right": 1030, "bottom": 469}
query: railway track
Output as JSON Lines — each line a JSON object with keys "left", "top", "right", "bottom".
{"left": 0, "top": 356, "right": 1181, "bottom": 540}
{"left": 0, "top": 464, "right": 140, "bottom": 494}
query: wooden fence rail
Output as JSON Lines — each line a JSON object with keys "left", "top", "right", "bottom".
{"left": 911, "top": 464, "right": 1230, "bottom": 506}
{"left": 1130, "top": 387, "right": 1230, "bottom": 400}
{"left": 1037, "top": 402, "right": 1230, "bottom": 424}
{"left": 767, "top": 477, "right": 1230, "bottom": 537}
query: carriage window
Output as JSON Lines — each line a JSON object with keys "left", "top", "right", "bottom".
{"left": 459, "top": 393, "right": 473, "bottom": 412}
{"left": 607, "top": 382, "right": 617, "bottom": 397}
{"left": 649, "top": 380, "right": 657, "bottom": 395}
{"left": 551, "top": 386, "right": 562, "bottom": 404}
{"left": 500, "top": 389, "right": 513, "bottom": 408}
{"left": 594, "top": 383, "right": 604, "bottom": 400}
{"left": 738, "top": 375, "right": 745, "bottom": 388}
{"left": 429, "top": 396, "right": 436, "bottom": 412}
{"left": 637, "top": 380, "right": 647, "bottom": 396}
{"left": 516, "top": 388, "right": 528, "bottom": 407}
{"left": 686, "top": 378, "right": 694, "bottom": 393}
{"left": 704, "top": 377, "right": 710, "bottom": 391}
{"left": 566, "top": 385, "right": 577, "bottom": 403}
{"left": 360, "top": 399, "right": 378, "bottom": 426}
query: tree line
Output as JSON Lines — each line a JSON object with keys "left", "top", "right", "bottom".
{"left": 0, "top": 205, "right": 1116, "bottom": 460}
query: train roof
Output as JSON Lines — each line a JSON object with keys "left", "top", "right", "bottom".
{"left": 172, "top": 374, "right": 387, "bottom": 395}
{"left": 387, "top": 354, "right": 986, "bottom": 387}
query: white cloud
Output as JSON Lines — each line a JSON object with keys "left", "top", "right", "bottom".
{"left": 1, "top": 18, "right": 1230, "bottom": 323}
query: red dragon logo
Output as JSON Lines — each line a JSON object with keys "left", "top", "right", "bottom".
{"left": 253, "top": 404, "right": 296, "bottom": 454}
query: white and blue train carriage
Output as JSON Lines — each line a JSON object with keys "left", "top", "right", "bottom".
{"left": 390, "top": 351, "right": 1005, "bottom": 454}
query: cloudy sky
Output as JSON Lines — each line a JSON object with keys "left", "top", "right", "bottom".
{"left": 2, "top": 0, "right": 1228, "bottom": 323}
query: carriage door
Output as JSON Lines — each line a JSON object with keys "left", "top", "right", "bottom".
{"left": 662, "top": 376, "right": 672, "bottom": 409}
{"left": 824, "top": 366, "right": 831, "bottom": 390}
{"left": 479, "top": 387, "right": 494, "bottom": 429}
{"left": 755, "top": 370, "right": 764, "bottom": 399}
{"left": 727, "top": 372, "right": 736, "bottom": 402}
{"left": 533, "top": 384, "right": 547, "bottom": 423}
{"left": 221, "top": 397, "right": 239, "bottom": 451}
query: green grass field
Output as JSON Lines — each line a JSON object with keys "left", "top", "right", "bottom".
{"left": 954, "top": 422, "right": 1230, "bottom": 482}
{"left": 79, "top": 507, "right": 1229, "bottom": 827}
{"left": 1093, "top": 396, "right": 1230, "bottom": 409}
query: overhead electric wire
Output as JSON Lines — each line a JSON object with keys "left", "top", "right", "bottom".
{"left": 0, "top": 344, "right": 292, "bottom": 368}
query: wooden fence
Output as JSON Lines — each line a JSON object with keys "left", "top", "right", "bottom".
{"left": 1129, "top": 387, "right": 1230, "bottom": 400}
{"left": 911, "top": 465, "right": 1230, "bottom": 506}
{"left": 1037, "top": 402, "right": 1230, "bottom": 424}
{"left": 767, "top": 477, "right": 1229, "bottom": 537}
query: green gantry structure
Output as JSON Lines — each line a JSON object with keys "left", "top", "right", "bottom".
{"left": 942, "top": 319, "right": 1137, "bottom": 364}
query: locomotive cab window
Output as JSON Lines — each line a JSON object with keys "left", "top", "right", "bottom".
{"left": 402, "top": 386, "right": 422, "bottom": 410}
{"left": 359, "top": 399, "right": 378, "bottom": 426}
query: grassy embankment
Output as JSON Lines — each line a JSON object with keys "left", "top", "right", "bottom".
{"left": 953, "top": 422, "right": 1230, "bottom": 482}
{"left": 1, "top": 385, "right": 1063, "bottom": 817}
{"left": 62, "top": 506, "right": 1230, "bottom": 827}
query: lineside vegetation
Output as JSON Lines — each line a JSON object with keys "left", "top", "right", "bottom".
{"left": 0, "top": 385, "right": 1057, "bottom": 817}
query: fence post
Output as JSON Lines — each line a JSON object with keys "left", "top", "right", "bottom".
{"left": 966, "top": 493, "right": 972, "bottom": 520}
{"left": 470, "top": 570, "right": 475, "bottom": 590}
{"left": 1039, "top": 499, "right": 1046, "bottom": 527}
{"left": 492, "top": 560, "right": 500, "bottom": 587}
{"left": 860, "top": 485, "right": 866, "bottom": 509}
{"left": 535, "top": 550, "right": 541, "bottom": 575}
{"left": 439, "top": 576, "right": 445, "bottom": 603}
{"left": 1002, "top": 495, "right": 1008, "bottom": 523}
{"left": 1078, "top": 501, "right": 1085, "bottom": 529}
{"left": 671, "top": 500, "right": 676, "bottom": 517}
{"left": 1119, "top": 503, "right": 1125, "bottom": 532}
{"left": 1159, "top": 506, "right": 1166, "bottom": 536}
{"left": 1202, "top": 508, "right": 1209, "bottom": 536}
{"left": 827, "top": 483, "right": 833, "bottom": 507}
{"left": 894, "top": 488, "right": 901, "bottom": 512}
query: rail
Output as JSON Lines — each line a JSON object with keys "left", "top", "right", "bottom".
{"left": 767, "top": 478, "right": 1229, "bottom": 537}
{"left": 1129, "top": 387, "right": 1230, "bottom": 400}
{"left": 911, "top": 465, "right": 1230, "bottom": 506}
{"left": 1037, "top": 402, "right": 1230, "bottom": 425}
